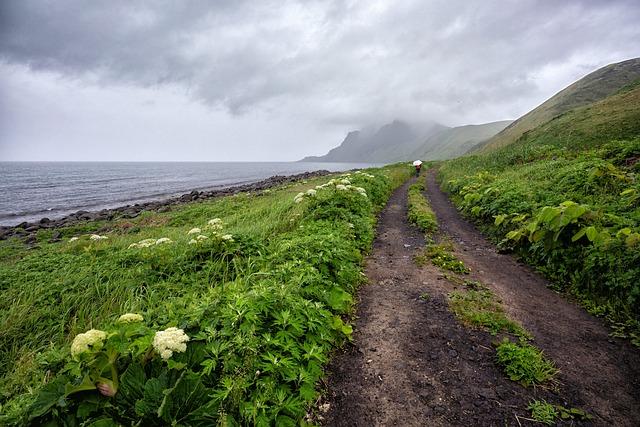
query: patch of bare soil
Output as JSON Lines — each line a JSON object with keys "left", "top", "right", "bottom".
{"left": 322, "top": 173, "right": 640, "bottom": 426}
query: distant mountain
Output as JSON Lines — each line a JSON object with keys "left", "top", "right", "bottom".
{"left": 300, "top": 120, "right": 447, "bottom": 163}
{"left": 410, "top": 120, "right": 512, "bottom": 161}
{"left": 477, "top": 57, "right": 640, "bottom": 152}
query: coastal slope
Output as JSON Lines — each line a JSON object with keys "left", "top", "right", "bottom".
{"left": 476, "top": 57, "right": 640, "bottom": 152}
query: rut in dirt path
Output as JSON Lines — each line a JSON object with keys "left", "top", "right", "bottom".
{"left": 423, "top": 168, "right": 640, "bottom": 426}
{"left": 323, "top": 173, "right": 640, "bottom": 427}
{"left": 324, "top": 178, "right": 554, "bottom": 426}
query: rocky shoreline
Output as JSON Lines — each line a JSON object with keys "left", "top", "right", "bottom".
{"left": 0, "top": 170, "right": 331, "bottom": 242}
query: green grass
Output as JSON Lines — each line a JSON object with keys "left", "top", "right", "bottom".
{"left": 407, "top": 180, "right": 438, "bottom": 233}
{"left": 527, "top": 400, "right": 558, "bottom": 425}
{"left": 415, "top": 241, "right": 470, "bottom": 274}
{"left": 0, "top": 164, "right": 412, "bottom": 425}
{"left": 448, "top": 290, "right": 530, "bottom": 339}
{"left": 527, "top": 399, "right": 592, "bottom": 425}
{"left": 495, "top": 339, "right": 558, "bottom": 387}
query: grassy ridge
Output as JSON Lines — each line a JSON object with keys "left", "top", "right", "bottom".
{"left": 406, "top": 179, "right": 437, "bottom": 233}
{"left": 478, "top": 58, "right": 640, "bottom": 151}
{"left": 0, "top": 164, "right": 411, "bottom": 425}
{"left": 439, "top": 88, "right": 640, "bottom": 345}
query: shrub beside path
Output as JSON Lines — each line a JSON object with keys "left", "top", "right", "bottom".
{"left": 322, "top": 172, "right": 640, "bottom": 426}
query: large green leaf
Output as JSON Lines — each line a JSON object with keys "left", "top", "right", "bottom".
{"left": 28, "top": 376, "right": 68, "bottom": 420}
{"left": 134, "top": 373, "right": 168, "bottom": 419}
{"left": 326, "top": 287, "right": 352, "bottom": 311}
{"left": 157, "top": 370, "right": 212, "bottom": 424}
{"left": 117, "top": 363, "right": 146, "bottom": 404}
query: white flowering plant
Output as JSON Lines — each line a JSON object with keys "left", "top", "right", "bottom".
{"left": 17, "top": 165, "right": 405, "bottom": 426}
{"left": 28, "top": 312, "right": 205, "bottom": 422}
{"left": 55, "top": 316, "right": 152, "bottom": 403}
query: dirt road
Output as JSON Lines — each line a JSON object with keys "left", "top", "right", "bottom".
{"left": 322, "top": 172, "right": 640, "bottom": 426}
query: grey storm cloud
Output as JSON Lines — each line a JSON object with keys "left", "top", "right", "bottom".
{"left": 1, "top": 0, "right": 640, "bottom": 161}
{"left": 2, "top": 0, "right": 639, "bottom": 121}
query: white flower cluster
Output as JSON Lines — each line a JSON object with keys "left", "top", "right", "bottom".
{"left": 188, "top": 234, "right": 209, "bottom": 245}
{"left": 353, "top": 186, "right": 368, "bottom": 197}
{"left": 153, "top": 327, "right": 189, "bottom": 360}
{"left": 71, "top": 329, "right": 107, "bottom": 357}
{"left": 117, "top": 313, "right": 144, "bottom": 323}
{"left": 89, "top": 234, "right": 108, "bottom": 241}
{"left": 306, "top": 177, "right": 370, "bottom": 199}
{"left": 294, "top": 188, "right": 317, "bottom": 203}
{"left": 354, "top": 170, "right": 376, "bottom": 179}
{"left": 188, "top": 219, "right": 233, "bottom": 244}
{"left": 69, "top": 237, "right": 79, "bottom": 242}
{"left": 128, "top": 237, "right": 173, "bottom": 249}
{"left": 206, "top": 218, "right": 223, "bottom": 230}
{"left": 290, "top": 171, "right": 375, "bottom": 204}
{"left": 337, "top": 184, "right": 367, "bottom": 197}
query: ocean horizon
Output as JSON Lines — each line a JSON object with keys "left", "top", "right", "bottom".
{"left": 0, "top": 161, "right": 380, "bottom": 226}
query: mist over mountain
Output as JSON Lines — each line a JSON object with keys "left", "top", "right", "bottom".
{"left": 410, "top": 121, "right": 512, "bottom": 161}
{"left": 300, "top": 120, "right": 447, "bottom": 163}
{"left": 301, "top": 119, "right": 512, "bottom": 163}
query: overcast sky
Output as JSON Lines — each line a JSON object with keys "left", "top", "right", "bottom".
{"left": 1, "top": 0, "right": 639, "bottom": 161}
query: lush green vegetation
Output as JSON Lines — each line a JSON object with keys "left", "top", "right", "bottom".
{"left": 495, "top": 339, "right": 558, "bottom": 387}
{"left": 407, "top": 180, "right": 438, "bottom": 233}
{"left": 0, "top": 165, "right": 411, "bottom": 425}
{"left": 440, "top": 85, "right": 640, "bottom": 345}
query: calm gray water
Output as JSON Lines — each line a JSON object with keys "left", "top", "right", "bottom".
{"left": 0, "top": 162, "right": 378, "bottom": 226}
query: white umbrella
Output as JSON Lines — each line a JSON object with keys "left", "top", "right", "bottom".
{"left": 412, "top": 160, "right": 422, "bottom": 166}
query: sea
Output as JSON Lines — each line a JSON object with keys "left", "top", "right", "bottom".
{"left": 0, "top": 162, "right": 379, "bottom": 226}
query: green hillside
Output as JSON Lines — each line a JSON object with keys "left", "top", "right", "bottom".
{"left": 411, "top": 120, "right": 512, "bottom": 161}
{"left": 439, "top": 60, "right": 640, "bottom": 344}
{"left": 477, "top": 57, "right": 640, "bottom": 152}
